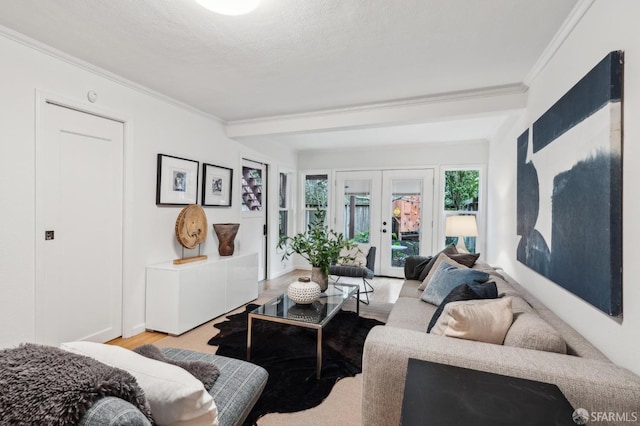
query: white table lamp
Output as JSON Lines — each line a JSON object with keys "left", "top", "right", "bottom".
{"left": 445, "top": 215, "right": 478, "bottom": 253}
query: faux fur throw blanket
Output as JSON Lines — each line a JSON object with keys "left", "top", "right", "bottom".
{"left": 0, "top": 343, "right": 153, "bottom": 425}
{"left": 133, "top": 344, "right": 220, "bottom": 390}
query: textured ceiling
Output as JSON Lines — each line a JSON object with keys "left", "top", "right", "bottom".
{"left": 0, "top": 0, "right": 577, "bottom": 123}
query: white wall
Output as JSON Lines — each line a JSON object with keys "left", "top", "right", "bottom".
{"left": 297, "top": 140, "right": 488, "bottom": 171}
{"left": 488, "top": 0, "right": 640, "bottom": 375}
{"left": 0, "top": 30, "right": 295, "bottom": 344}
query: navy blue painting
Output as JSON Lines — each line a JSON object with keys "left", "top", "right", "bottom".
{"left": 517, "top": 51, "right": 623, "bottom": 316}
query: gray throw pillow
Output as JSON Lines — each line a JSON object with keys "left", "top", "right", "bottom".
{"left": 447, "top": 252, "right": 480, "bottom": 268}
{"left": 417, "top": 244, "right": 458, "bottom": 282}
{"left": 404, "top": 255, "right": 432, "bottom": 280}
{"left": 421, "top": 261, "right": 489, "bottom": 305}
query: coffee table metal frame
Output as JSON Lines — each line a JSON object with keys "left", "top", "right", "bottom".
{"left": 247, "top": 283, "right": 359, "bottom": 379}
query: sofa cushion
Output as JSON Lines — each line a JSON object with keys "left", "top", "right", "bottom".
{"left": 399, "top": 279, "right": 424, "bottom": 298}
{"left": 61, "top": 342, "right": 218, "bottom": 426}
{"left": 80, "top": 397, "right": 152, "bottom": 426}
{"left": 504, "top": 312, "right": 567, "bottom": 354}
{"left": 430, "top": 297, "right": 513, "bottom": 345}
{"left": 421, "top": 261, "right": 490, "bottom": 305}
{"left": 160, "top": 348, "right": 268, "bottom": 426}
{"left": 427, "top": 282, "right": 499, "bottom": 333}
{"left": 386, "top": 297, "right": 438, "bottom": 332}
{"left": 417, "top": 244, "right": 458, "bottom": 282}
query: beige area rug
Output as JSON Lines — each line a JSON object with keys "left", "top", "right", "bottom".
{"left": 154, "top": 273, "right": 402, "bottom": 425}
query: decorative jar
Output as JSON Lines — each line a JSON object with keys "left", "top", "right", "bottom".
{"left": 213, "top": 223, "right": 239, "bottom": 256}
{"left": 287, "top": 276, "right": 321, "bottom": 304}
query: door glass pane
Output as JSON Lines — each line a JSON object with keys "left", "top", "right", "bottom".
{"left": 342, "top": 179, "right": 371, "bottom": 242}
{"left": 242, "top": 166, "right": 263, "bottom": 211}
{"left": 390, "top": 179, "right": 422, "bottom": 268}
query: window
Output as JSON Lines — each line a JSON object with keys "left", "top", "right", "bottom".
{"left": 304, "top": 174, "right": 328, "bottom": 229}
{"left": 278, "top": 172, "right": 290, "bottom": 238}
{"left": 443, "top": 169, "right": 480, "bottom": 253}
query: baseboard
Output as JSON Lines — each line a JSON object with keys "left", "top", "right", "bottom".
{"left": 269, "top": 266, "right": 297, "bottom": 279}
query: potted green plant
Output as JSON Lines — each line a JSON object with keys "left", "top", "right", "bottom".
{"left": 277, "top": 209, "right": 357, "bottom": 291}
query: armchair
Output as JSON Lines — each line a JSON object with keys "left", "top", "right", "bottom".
{"left": 329, "top": 246, "right": 376, "bottom": 304}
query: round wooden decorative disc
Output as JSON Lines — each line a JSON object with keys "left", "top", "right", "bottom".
{"left": 175, "top": 204, "right": 208, "bottom": 249}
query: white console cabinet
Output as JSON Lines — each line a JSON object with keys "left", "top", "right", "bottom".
{"left": 145, "top": 252, "right": 258, "bottom": 335}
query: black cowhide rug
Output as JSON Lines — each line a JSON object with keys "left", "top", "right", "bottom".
{"left": 207, "top": 303, "right": 384, "bottom": 425}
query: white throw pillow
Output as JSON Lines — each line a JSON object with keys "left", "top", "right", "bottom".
{"left": 430, "top": 297, "right": 513, "bottom": 345}
{"left": 337, "top": 245, "right": 368, "bottom": 267}
{"left": 61, "top": 341, "right": 218, "bottom": 426}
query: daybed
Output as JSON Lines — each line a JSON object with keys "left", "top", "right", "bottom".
{"left": 0, "top": 344, "right": 267, "bottom": 426}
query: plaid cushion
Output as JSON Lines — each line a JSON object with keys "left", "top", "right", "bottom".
{"left": 161, "top": 348, "right": 268, "bottom": 426}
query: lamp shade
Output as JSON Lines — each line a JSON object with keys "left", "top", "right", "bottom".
{"left": 445, "top": 215, "right": 478, "bottom": 237}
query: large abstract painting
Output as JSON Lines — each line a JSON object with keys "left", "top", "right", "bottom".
{"left": 517, "top": 51, "right": 623, "bottom": 316}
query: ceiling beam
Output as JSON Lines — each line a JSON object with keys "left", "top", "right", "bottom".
{"left": 226, "top": 83, "right": 528, "bottom": 138}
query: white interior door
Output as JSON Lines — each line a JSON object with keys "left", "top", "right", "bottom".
{"left": 241, "top": 159, "right": 267, "bottom": 280}
{"left": 36, "top": 101, "right": 124, "bottom": 345}
{"left": 335, "top": 169, "right": 434, "bottom": 278}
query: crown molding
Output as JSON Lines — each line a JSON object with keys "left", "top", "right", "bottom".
{"left": 0, "top": 24, "right": 225, "bottom": 125}
{"left": 523, "top": 0, "right": 596, "bottom": 86}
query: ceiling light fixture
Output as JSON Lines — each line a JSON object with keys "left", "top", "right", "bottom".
{"left": 194, "top": 0, "right": 260, "bottom": 16}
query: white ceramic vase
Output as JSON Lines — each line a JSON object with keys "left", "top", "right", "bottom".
{"left": 287, "top": 277, "right": 321, "bottom": 304}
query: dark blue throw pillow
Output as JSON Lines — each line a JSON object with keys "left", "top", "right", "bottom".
{"left": 426, "top": 282, "right": 498, "bottom": 333}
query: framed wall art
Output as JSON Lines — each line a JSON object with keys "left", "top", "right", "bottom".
{"left": 156, "top": 154, "right": 199, "bottom": 205}
{"left": 516, "top": 51, "right": 623, "bottom": 316}
{"left": 202, "top": 163, "right": 233, "bottom": 207}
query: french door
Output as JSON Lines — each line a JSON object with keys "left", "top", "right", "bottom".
{"left": 335, "top": 169, "right": 434, "bottom": 278}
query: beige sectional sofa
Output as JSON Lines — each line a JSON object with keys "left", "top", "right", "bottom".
{"left": 362, "top": 259, "right": 640, "bottom": 425}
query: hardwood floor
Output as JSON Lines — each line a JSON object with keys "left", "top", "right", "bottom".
{"left": 107, "top": 270, "right": 402, "bottom": 349}
{"left": 107, "top": 330, "right": 167, "bottom": 349}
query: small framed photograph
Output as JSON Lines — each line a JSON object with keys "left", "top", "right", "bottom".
{"left": 202, "top": 163, "right": 233, "bottom": 207}
{"left": 156, "top": 154, "right": 199, "bottom": 205}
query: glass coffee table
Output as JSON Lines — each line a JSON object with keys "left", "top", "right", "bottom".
{"left": 247, "top": 283, "right": 359, "bottom": 379}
